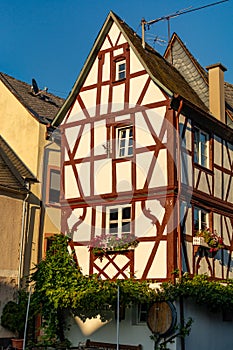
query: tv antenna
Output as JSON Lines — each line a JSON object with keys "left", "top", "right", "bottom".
{"left": 141, "top": 0, "right": 229, "bottom": 48}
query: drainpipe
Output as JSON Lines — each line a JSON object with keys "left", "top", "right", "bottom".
{"left": 175, "top": 97, "right": 185, "bottom": 350}
{"left": 175, "top": 97, "right": 183, "bottom": 278}
{"left": 18, "top": 183, "right": 30, "bottom": 289}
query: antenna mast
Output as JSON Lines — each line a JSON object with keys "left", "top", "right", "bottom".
{"left": 141, "top": 0, "right": 229, "bottom": 48}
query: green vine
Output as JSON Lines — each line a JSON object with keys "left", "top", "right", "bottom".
{"left": 29, "top": 234, "right": 233, "bottom": 347}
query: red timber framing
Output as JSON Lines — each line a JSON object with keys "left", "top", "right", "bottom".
{"left": 178, "top": 109, "right": 233, "bottom": 280}
{"left": 59, "top": 25, "right": 233, "bottom": 282}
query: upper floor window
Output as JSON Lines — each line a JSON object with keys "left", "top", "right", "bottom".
{"left": 47, "top": 167, "right": 60, "bottom": 205}
{"left": 117, "top": 126, "right": 133, "bottom": 158}
{"left": 194, "top": 207, "right": 208, "bottom": 232}
{"left": 116, "top": 60, "right": 126, "bottom": 80}
{"left": 107, "top": 205, "right": 131, "bottom": 237}
{"left": 194, "top": 128, "right": 209, "bottom": 168}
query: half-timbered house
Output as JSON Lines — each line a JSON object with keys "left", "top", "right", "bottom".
{"left": 51, "top": 12, "right": 233, "bottom": 350}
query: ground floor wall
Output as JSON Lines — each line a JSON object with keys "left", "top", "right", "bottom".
{"left": 66, "top": 300, "right": 233, "bottom": 350}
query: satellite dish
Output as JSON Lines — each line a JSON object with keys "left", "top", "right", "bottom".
{"left": 32, "top": 78, "right": 39, "bottom": 94}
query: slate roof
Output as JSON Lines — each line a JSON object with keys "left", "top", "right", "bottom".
{"left": 0, "top": 136, "right": 37, "bottom": 192}
{"left": 0, "top": 72, "right": 64, "bottom": 124}
{"left": 52, "top": 11, "right": 208, "bottom": 127}
{"left": 164, "top": 33, "right": 233, "bottom": 123}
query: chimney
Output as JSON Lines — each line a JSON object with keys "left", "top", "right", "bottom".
{"left": 206, "top": 63, "right": 227, "bottom": 123}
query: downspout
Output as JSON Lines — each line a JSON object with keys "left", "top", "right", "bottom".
{"left": 175, "top": 97, "right": 185, "bottom": 350}
{"left": 18, "top": 183, "right": 30, "bottom": 289}
{"left": 175, "top": 97, "right": 183, "bottom": 278}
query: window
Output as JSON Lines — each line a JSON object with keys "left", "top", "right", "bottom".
{"left": 116, "top": 60, "right": 126, "bottom": 80}
{"left": 132, "top": 303, "right": 149, "bottom": 325}
{"left": 107, "top": 206, "right": 131, "bottom": 237}
{"left": 194, "top": 128, "right": 209, "bottom": 167}
{"left": 194, "top": 207, "right": 208, "bottom": 232}
{"left": 117, "top": 126, "right": 133, "bottom": 157}
{"left": 47, "top": 168, "right": 60, "bottom": 204}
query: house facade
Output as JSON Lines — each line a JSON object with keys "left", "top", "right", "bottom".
{"left": 0, "top": 73, "right": 63, "bottom": 342}
{"left": 51, "top": 12, "right": 233, "bottom": 350}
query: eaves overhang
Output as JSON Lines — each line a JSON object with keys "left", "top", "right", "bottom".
{"left": 171, "top": 95, "right": 233, "bottom": 143}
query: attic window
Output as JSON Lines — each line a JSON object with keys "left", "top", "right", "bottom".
{"left": 116, "top": 59, "right": 126, "bottom": 80}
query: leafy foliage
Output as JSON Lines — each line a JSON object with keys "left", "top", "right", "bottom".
{"left": 158, "top": 273, "right": 233, "bottom": 313}
{"left": 29, "top": 234, "right": 233, "bottom": 347}
{"left": 1, "top": 290, "right": 30, "bottom": 338}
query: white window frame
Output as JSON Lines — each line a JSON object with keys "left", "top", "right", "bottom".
{"left": 132, "top": 303, "right": 149, "bottom": 325}
{"left": 194, "top": 128, "right": 209, "bottom": 168}
{"left": 106, "top": 205, "right": 131, "bottom": 237}
{"left": 194, "top": 206, "right": 209, "bottom": 232}
{"left": 116, "top": 60, "right": 126, "bottom": 80}
{"left": 116, "top": 126, "right": 133, "bottom": 158}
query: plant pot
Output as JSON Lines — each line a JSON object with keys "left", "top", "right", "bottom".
{"left": 11, "top": 338, "right": 24, "bottom": 350}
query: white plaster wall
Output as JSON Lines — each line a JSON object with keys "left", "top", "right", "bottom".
{"left": 66, "top": 306, "right": 154, "bottom": 350}
{"left": 65, "top": 165, "right": 80, "bottom": 199}
{"left": 141, "top": 81, "right": 165, "bottom": 105}
{"left": 213, "top": 135, "right": 222, "bottom": 166}
{"left": 80, "top": 89, "right": 97, "bottom": 117}
{"left": 112, "top": 85, "right": 125, "bottom": 110}
{"left": 94, "top": 121, "right": 107, "bottom": 156}
{"left": 149, "top": 149, "right": 167, "bottom": 188}
{"left": 129, "top": 75, "right": 148, "bottom": 106}
{"left": 223, "top": 140, "right": 232, "bottom": 171}
{"left": 94, "top": 159, "right": 112, "bottom": 195}
{"left": 134, "top": 201, "right": 158, "bottom": 238}
{"left": 116, "top": 162, "right": 132, "bottom": 192}
{"left": 66, "top": 300, "right": 233, "bottom": 350}
{"left": 181, "top": 153, "right": 192, "bottom": 187}
{"left": 146, "top": 107, "right": 166, "bottom": 136}
{"left": 130, "top": 49, "right": 145, "bottom": 74}
{"left": 100, "top": 86, "right": 109, "bottom": 114}
{"left": 76, "top": 162, "right": 90, "bottom": 197}
{"left": 71, "top": 207, "right": 92, "bottom": 241}
{"left": 83, "top": 58, "right": 98, "bottom": 87}
{"left": 102, "top": 52, "right": 110, "bottom": 82}
{"left": 108, "top": 22, "right": 125, "bottom": 46}
{"left": 183, "top": 301, "right": 233, "bottom": 349}
{"left": 196, "top": 171, "right": 211, "bottom": 194}
{"left": 67, "top": 99, "right": 86, "bottom": 123}
{"left": 135, "top": 111, "right": 156, "bottom": 147}
{"left": 213, "top": 168, "right": 222, "bottom": 198}
{"left": 146, "top": 241, "right": 167, "bottom": 279}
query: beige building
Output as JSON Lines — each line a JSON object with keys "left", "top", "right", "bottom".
{"left": 0, "top": 73, "right": 63, "bottom": 342}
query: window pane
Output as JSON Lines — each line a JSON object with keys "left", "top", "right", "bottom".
{"left": 110, "top": 210, "right": 118, "bottom": 221}
{"left": 122, "top": 222, "right": 131, "bottom": 233}
{"left": 122, "top": 207, "right": 131, "bottom": 219}
{"left": 201, "top": 211, "right": 207, "bottom": 229}
{"left": 194, "top": 208, "right": 199, "bottom": 231}
{"left": 49, "top": 169, "right": 60, "bottom": 203}
{"left": 110, "top": 223, "right": 118, "bottom": 233}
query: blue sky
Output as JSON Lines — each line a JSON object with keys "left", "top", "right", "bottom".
{"left": 0, "top": 0, "right": 232, "bottom": 98}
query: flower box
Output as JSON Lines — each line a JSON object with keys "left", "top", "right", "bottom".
{"left": 193, "top": 236, "right": 209, "bottom": 248}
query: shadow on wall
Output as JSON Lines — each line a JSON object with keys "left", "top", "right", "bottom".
{"left": 0, "top": 278, "right": 18, "bottom": 347}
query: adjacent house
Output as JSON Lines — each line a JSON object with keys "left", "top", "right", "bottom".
{"left": 51, "top": 11, "right": 233, "bottom": 350}
{"left": 0, "top": 73, "right": 63, "bottom": 342}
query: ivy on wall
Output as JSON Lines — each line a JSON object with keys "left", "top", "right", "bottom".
{"left": 29, "top": 234, "right": 233, "bottom": 345}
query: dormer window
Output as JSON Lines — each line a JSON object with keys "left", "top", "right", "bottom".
{"left": 116, "top": 60, "right": 126, "bottom": 80}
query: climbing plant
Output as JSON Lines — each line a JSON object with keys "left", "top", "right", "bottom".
{"left": 30, "top": 234, "right": 233, "bottom": 347}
